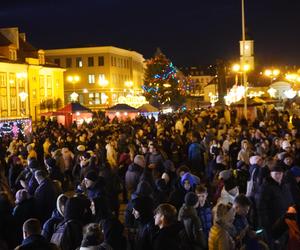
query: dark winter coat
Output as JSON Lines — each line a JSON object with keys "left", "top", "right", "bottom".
{"left": 152, "top": 222, "right": 184, "bottom": 250}
{"left": 16, "top": 234, "right": 58, "bottom": 250}
{"left": 258, "top": 177, "right": 294, "bottom": 230}
{"left": 196, "top": 204, "right": 212, "bottom": 241}
{"left": 125, "top": 163, "right": 143, "bottom": 193}
{"left": 178, "top": 204, "right": 207, "bottom": 250}
{"left": 13, "top": 198, "right": 36, "bottom": 244}
{"left": 42, "top": 209, "right": 64, "bottom": 242}
{"left": 135, "top": 218, "right": 155, "bottom": 250}
{"left": 34, "top": 178, "right": 57, "bottom": 223}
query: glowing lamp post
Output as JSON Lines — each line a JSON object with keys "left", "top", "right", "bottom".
{"left": 67, "top": 75, "right": 80, "bottom": 103}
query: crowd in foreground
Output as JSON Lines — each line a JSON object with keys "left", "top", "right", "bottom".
{"left": 0, "top": 106, "right": 300, "bottom": 250}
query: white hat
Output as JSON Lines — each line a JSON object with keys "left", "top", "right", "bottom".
{"left": 281, "top": 140, "right": 291, "bottom": 151}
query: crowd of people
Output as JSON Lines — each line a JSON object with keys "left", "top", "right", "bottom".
{"left": 0, "top": 106, "right": 300, "bottom": 250}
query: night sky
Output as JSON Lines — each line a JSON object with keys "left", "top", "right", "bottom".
{"left": 1, "top": 0, "right": 300, "bottom": 67}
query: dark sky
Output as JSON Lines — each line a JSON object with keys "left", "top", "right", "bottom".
{"left": 1, "top": 0, "right": 300, "bottom": 67}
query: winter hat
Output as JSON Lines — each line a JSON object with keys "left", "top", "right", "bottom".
{"left": 77, "top": 145, "right": 86, "bottom": 152}
{"left": 224, "top": 177, "right": 237, "bottom": 192}
{"left": 218, "top": 170, "right": 232, "bottom": 181}
{"left": 180, "top": 173, "right": 197, "bottom": 187}
{"left": 282, "top": 140, "right": 291, "bottom": 151}
{"left": 132, "top": 196, "right": 154, "bottom": 216}
{"left": 15, "top": 189, "right": 29, "bottom": 204}
{"left": 249, "top": 155, "right": 262, "bottom": 165}
{"left": 290, "top": 166, "right": 300, "bottom": 177}
{"left": 270, "top": 165, "right": 284, "bottom": 172}
{"left": 184, "top": 192, "right": 199, "bottom": 207}
{"left": 85, "top": 171, "right": 98, "bottom": 182}
{"left": 134, "top": 155, "right": 145, "bottom": 168}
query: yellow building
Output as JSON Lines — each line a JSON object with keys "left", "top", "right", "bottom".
{"left": 45, "top": 46, "right": 144, "bottom": 109}
{"left": 0, "top": 27, "right": 65, "bottom": 121}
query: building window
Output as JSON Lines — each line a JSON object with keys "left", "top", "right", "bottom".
{"left": 88, "top": 57, "right": 94, "bottom": 67}
{"left": 88, "top": 74, "right": 95, "bottom": 84}
{"left": 54, "top": 58, "right": 60, "bottom": 66}
{"left": 114, "top": 57, "right": 117, "bottom": 67}
{"left": 66, "top": 58, "right": 72, "bottom": 68}
{"left": 98, "top": 56, "right": 104, "bottom": 66}
{"left": 76, "top": 57, "right": 83, "bottom": 68}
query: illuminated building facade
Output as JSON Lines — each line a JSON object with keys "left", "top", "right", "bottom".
{"left": 45, "top": 46, "right": 145, "bottom": 109}
{"left": 0, "top": 27, "right": 65, "bottom": 121}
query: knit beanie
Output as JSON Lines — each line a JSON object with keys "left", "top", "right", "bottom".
{"left": 85, "top": 171, "right": 98, "bottom": 182}
{"left": 184, "top": 192, "right": 199, "bottom": 207}
{"left": 224, "top": 177, "right": 237, "bottom": 192}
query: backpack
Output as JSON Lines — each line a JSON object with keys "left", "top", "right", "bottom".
{"left": 50, "top": 220, "right": 71, "bottom": 247}
{"left": 50, "top": 219, "right": 82, "bottom": 249}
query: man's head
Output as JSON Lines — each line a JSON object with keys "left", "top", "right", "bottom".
{"left": 233, "top": 194, "right": 251, "bottom": 216}
{"left": 84, "top": 171, "right": 98, "bottom": 188}
{"left": 23, "top": 218, "right": 41, "bottom": 240}
{"left": 154, "top": 203, "right": 177, "bottom": 229}
{"left": 270, "top": 165, "right": 284, "bottom": 184}
{"left": 195, "top": 185, "right": 208, "bottom": 207}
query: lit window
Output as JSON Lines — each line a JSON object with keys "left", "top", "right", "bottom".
{"left": 76, "top": 57, "right": 83, "bottom": 68}
{"left": 88, "top": 74, "right": 95, "bottom": 84}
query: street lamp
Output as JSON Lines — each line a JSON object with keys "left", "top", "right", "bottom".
{"left": 264, "top": 68, "right": 280, "bottom": 83}
{"left": 67, "top": 75, "right": 80, "bottom": 102}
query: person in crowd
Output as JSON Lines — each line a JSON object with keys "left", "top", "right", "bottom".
{"left": 152, "top": 203, "right": 183, "bottom": 250}
{"left": 42, "top": 194, "right": 69, "bottom": 242}
{"left": 258, "top": 165, "right": 294, "bottom": 248}
{"left": 208, "top": 203, "right": 236, "bottom": 250}
{"left": 51, "top": 196, "right": 85, "bottom": 250}
{"left": 15, "top": 218, "right": 58, "bottom": 250}
{"left": 195, "top": 185, "right": 212, "bottom": 242}
{"left": 178, "top": 191, "right": 207, "bottom": 249}
{"left": 79, "top": 223, "right": 113, "bottom": 250}
{"left": 131, "top": 196, "right": 155, "bottom": 250}
{"left": 83, "top": 170, "right": 106, "bottom": 200}
{"left": 13, "top": 189, "right": 36, "bottom": 244}
{"left": 34, "top": 170, "right": 57, "bottom": 224}
{"left": 169, "top": 172, "right": 197, "bottom": 211}
{"left": 125, "top": 154, "right": 145, "bottom": 196}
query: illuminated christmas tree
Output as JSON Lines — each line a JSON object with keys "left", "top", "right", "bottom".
{"left": 143, "top": 49, "right": 185, "bottom": 107}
